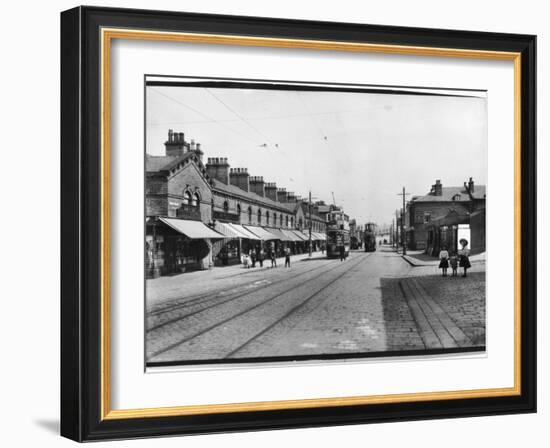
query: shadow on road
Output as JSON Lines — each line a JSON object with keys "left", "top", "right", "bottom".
{"left": 380, "top": 271, "right": 486, "bottom": 351}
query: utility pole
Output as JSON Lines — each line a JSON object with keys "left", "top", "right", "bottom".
{"left": 308, "top": 190, "right": 312, "bottom": 257}
{"left": 397, "top": 187, "right": 411, "bottom": 255}
{"left": 395, "top": 209, "right": 399, "bottom": 251}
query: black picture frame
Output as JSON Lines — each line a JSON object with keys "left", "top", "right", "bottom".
{"left": 61, "top": 5, "right": 536, "bottom": 442}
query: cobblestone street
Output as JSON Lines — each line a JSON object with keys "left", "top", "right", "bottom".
{"left": 146, "top": 246, "right": 486, "bottom": 365}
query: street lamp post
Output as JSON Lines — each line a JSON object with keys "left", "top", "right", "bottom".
{"left": 308, "top": 190, "right": 312, "bottom": 257}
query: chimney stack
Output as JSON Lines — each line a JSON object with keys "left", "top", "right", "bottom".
{"left": 432, "top": 179, "right": 443, "bottom": 196}
{"left": 265, "top": 182, "right": 278, "bottom": 202}
{"left": 277, "top": 188, "right": 288, "bottom": 203}
{"left": 287, "top": 192, "right": 297, "bottom": 202}
{"left": 249, "top": 176, "right": 266, "bottom": 197}
{"left": 206, "top": 157, "right": 230, "bottom": 184}
{"left": 229, "top": 168, "right": 250, "bottom": 193}
{"left": 165, "top": 129, "right": 187, "bottom": 157}
{"left": 468, "top": 177, "right": 475, "bottom": 193}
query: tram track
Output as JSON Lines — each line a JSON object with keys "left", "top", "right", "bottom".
{"left": 147, "top": 252, "right": 370, "bottom": 361}
{"left": 225, "top": 254, "right": 369, "bottom": 358}
{"left": 146, "top": 260, "right": 334, "bottom": 332}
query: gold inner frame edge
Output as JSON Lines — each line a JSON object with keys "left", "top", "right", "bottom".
{"left": 100, "top": 27, "right": 522, "bottom": 420}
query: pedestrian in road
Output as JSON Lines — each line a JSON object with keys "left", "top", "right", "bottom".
{"left": 270, "top": 250, "right": 277, "bottom": 268}
{"left": 250, "top": 249, "right": 256, "bottom": 268}
{"left": 449, "top": 251, "right": 459, "bottom": 277}
{"left": 339, "top": 245, "right": 345, "bottom": 262}
{"left": 258, "top": 248, "right": 265, "bottom": 268}
{"left": 438, "top": 246, "right": 449, "bottom": 276}
{"left": 284, "top": 246, "right": 291, "bottom": 268}
{"left": 458, "top": 239, "right": 471, "bottom": 277}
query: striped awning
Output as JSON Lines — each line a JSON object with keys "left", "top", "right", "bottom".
{"left": 289, "top": 230, "right": 309, "bottom": 241}
{"left": 264, "top": 227, "right": 292, "bottom": 241}
{"left": 280, "top": 229, "right": 302, "bottom": 242}
{"left": 227, "top": 223, "right": 261, "bottom": 240}
{"left": 214, "top": 222, "right": 241, "bottom": 238}
{"left": 244, "top": 225, "right": 280, "bottom": 241}
{"left": 159, "top": 217, "right": 224, "bottom": 239}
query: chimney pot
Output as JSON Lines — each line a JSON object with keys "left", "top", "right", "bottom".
{"left": 206, "top": 156, "right": 230, "bottom": 184}
{"left": 165, "top": 129, "right": 186, "bottom": 157}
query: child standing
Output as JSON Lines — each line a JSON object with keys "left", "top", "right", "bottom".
{"left": 284, "top": 247, "right": 291, "bottom": 268}
{"left": 439, "top": 246, "right": 449, "bottom": 277}
{"left": 449, "top": 252, "right": 459, "bottom": 276}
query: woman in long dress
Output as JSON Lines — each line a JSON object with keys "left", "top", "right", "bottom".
{"left": 458, "top": 239, "right": 472, "bottom": 277}
{"left": 438, "top": 246, "right": 449, "bottom": 277}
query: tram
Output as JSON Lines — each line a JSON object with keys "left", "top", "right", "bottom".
{"left": 363, "top": 222, "right": 377, "bottom": 252}
{"left": 325, "top": 209, "right": 350, "bottom": 258}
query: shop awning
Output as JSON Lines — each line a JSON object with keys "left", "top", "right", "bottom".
{"left": 214, "top": 222, "right": 241, "bottom": 239}
{"left": 227, "top": 223, "right": 261, "bottom": 240}
{"left": 244, "top": 225, "right": 280, "bottom": 241}
{"left": 290, "top": 230, "right": 309, "bottom": 241}
{"left": 264, "top": 227, "right": 292, "bottom": 241}
{"left": 280, "top": 229, "right": 302, "bottom": 242}
{"left": 313, "top": 232, "right": 327, "bottom": 241}
{"left": 159, "top": 217, "right": 224, "bottom": 239}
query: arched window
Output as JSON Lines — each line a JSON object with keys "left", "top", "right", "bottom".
{"left": 237, "top": 203, "right": 241, "bottom": 215}
{"left": 257, "top": 209, "right": 262, "bottom": 225}
{"left": 248, "top": 207, "right": 252, "bottom": 224}
{"left": 299, "top": 218, "right": 303, "bottom": 229}
{"left": 452, "top": 194, "right": 461, "bottom": 201}
{"left": 291, "top": 217, "right": 294, "bottom": 228}
{"left": 279, "top": 214, "right": 283, "bottom": 227}
{"left": 182, "top": 190, "right": 192, "bottom": 205}
{"left": 223, "top": 200, "right": 229, "bottom": 212}
{"left": 191, "top": 192, "right": 199, "bottom": 207}
{"left": 285, "top": 216, "right": 289, "bottom": 227}
{"left": 266, "top": 211, "right": 270, "bottom": 226}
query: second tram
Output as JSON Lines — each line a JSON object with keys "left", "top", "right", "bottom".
{"left": 326, "top": 209, "right": 350, "bottom": 258}
{"left": 363, "top": 222, "right": 377, "bottom": 252}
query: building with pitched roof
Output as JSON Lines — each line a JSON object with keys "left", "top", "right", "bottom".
{"left": 406, "top": 178, "right": 486, "bottom": 254}
{"left": 145, "top": 130, "right": 333, "bottom": 277}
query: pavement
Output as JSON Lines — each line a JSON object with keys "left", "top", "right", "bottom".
{"left": 401, "top": 249, "right": 486, "bottom": 267}
{"left": 145, "top": 246, "right": 486, "bottom": 364}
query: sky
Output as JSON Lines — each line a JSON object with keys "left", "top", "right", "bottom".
{"left": 146, "top": 81, "right": 487, "bottom": 227}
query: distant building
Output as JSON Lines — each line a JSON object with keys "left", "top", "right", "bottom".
{"left": 406, "top": 178, "right": 486, "bottom": 255}
{"left": 145, "top": 130, "right": 336, "bottom": 277}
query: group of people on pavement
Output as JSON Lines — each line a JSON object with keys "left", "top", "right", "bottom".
{"left": 438, "top": 239, "right": 472, "bottom": 277}
{"left": 241, "top": 246, "right": 293, "bottom": 269}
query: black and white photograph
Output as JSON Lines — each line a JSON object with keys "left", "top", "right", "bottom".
{"left": 144, "top": 77, "right": 487, "bottom": 367}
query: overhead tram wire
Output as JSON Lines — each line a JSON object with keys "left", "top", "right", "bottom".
{"left": 204, "top": 88, "right": 274, "bottom": 146}
{"left": 296, "top": 91, "right": 331, "bottom": 144}
{"left": 149, "top": 87, "right": 260, "bottom": 146}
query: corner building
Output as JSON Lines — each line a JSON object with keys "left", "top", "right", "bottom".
{"left": 145, "top": 130, "right": 328, "bottom": 277}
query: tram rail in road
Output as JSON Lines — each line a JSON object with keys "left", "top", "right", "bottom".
{"left": 147, "top": 252, "right": 372, "bottom": 363}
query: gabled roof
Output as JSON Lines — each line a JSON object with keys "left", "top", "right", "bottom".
{"left": 145, "top": 151, "right": 203, "bottom": 174}
{"left": 145, "top": 154, "right": 179, "bottom": 172}
{"left": 412, "top": 185, "right": 486, "bottom": 203}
